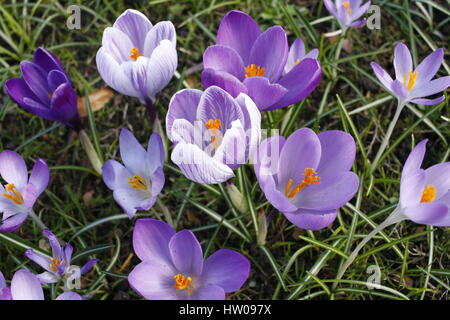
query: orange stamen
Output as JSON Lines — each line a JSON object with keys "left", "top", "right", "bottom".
{"left": 403, "top": 71, "right": 418, "bottom": 91}
{"left": 205, "top": 119, "right": 222, "bottom": 149}
{"left": 245, "top": 64, "right": 265, "bottom": 78}
{"left": 285, "top": 168, "right": 320, "bottom": 198}
{"left": 420, "top": 184, "right": 436, "bottom": 203}
{"left": 174, "top": 274, "right": 193, "bottom": 291}
{"left": 130, "top": 48, "right": 144, "bottom": 61}
{"left": 343, "top": 1, "right": 352, "bottom": 14}
{"left": 2, "top": 184, "right": 24, "bottom": 205}
{"left": 128, "top": 175, "right": 148, "bottom": 190}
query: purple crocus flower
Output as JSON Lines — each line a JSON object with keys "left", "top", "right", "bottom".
{"left": 254, "top": 128, "right": 359, "bottom": 230}
{"left": 25, "top": 229, "right": 98, "bottom": 284}
{"left": 0, "top": 150, "right": 49, "bottom": 233}
{"left": 4, "top": 47, "right": 81, "bottom": 130}
{"left": 96, "top": 9, "right": 177, "bottom": 107}
{"left": 166, "top": 86, "right": 261, "bottom": 184}
{"left": 371, "top": 43, "right": 450, "bottom": 106}
{"left": 0, "top": 271, "right": 12, "bottom": 300}
{"left": 1, "top": 269, "right": 81, "bottom": 300}
{"left": 102, "top": 129, "right": 165, "bottom": 218}
{"left": 128, "top": 218, "right": 250, "bottom": 300}
{"left": 201, "top": 10, "right": 322, "bottom": 111}
{"left": 324, "top": 0, "right": 371, "bottom": 29}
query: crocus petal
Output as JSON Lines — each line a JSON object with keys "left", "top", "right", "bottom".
{"left": 36, "top": 272, "right": 58, "bottom": 284}
{"left": 113, "top": 9, "right": 152, "bottom": 50}
{"left": 277, "top": 128, "right": 322, "bottom": 192}
{"left": 4, "top": 78, "right": 42, "bottom": 111}
{"left": 411, "top": 76, "right": 450, "bottom": 99}
{"left": 402, "top": 139, "right": 427, "bottom": 181}
{"left": 0, "top": 272, "right": 5, "bottom": 288}
{"left": 144, "top": 21, "right": 177, "bottom": 57}
{"left": 33, "top": 47, "right": 64, "bottom": 73}
{"left": 410, "top": 96, "right": 445, "bottom": 106}
{"left": 212, "top": 120, "right": 246, "bottom": 169}
{"left": 391, "top": 80, "right": 408, "bottom": 100}
{"left": 394, "top": 43, "right": 413, "bottom": 81}
{"left": 166, "top": 89, "right": 202, "bottom": 140}
{"left": 0, "top": 212, "right": 28, "bottom": 233}
{"left": 197, "top": 86, "right": 245, "bottom": 130}
{"left": 56, "top": 292, "right": 82, "bottom": 300}
{"left": 119, "top": 128, "right": 147, "bottom": 175}
{"left": 324, "top": 0, "right": 338, "bottom": 17}
{"left": 283, "top": 208, "right": 338, "bottom": 230}
{"left": 50, "top": 82, "right": 80, "bottom": 128}
{"left": 47, "top": 70, "right": 69, "bottom": 93}
{"left": 243, "top": 77, "right": 287, "bottom": 111}
{"left": 25, "top": 249, "right": 52, "bottom": 272}
{"left": 133, "top": 218, "right": 175, "bottom": 263}
{"left": 400, "top": 169, "right": 425, "bottom": 207}
{"left": 20, "top": 61, "right": 51, "bottom": 105}
{"left": 269, "top": 58, "right": 322, "bottom": 110}
{"left": 101, "top": 27, "right": 135, "bottom": 64}
{"left": 96, "top": 48, "right": 139, "bottom": 97}
{"left": 235, "top": 93, "right": 262, "bottom": 161}
{"left": 43, "top": 229, "right": 63, "bottom": 260}
{"left": 249, "top": 26, "right": 288, "bottom": 82}
{"left": 191, "top": 284, "right": 225, "bottom": 300}
{"left": 0, "top": 150, "right": 28, "bottom": 189}
{"left": 350, "top": 1, "right": 371, "bottom": 21}
{"left": 414, "top": 48, "right": 445, "bottom": 87}
{"left": 370, "top": 62, "right": 394, "bottom": 91}
{"left": 291, "top": 172, "right": 359, "bottom": 211}
{"left": 80, "top": 259, "right": 98, "bottom": 274}
{"left": 203, "top": 45, "right": 246, "bottom": 80}
{"left": 28, "top": 158, "right": 49, "bottom": 198}
{"left": 201, "top": 68, "right": 248, "bottom": 98}
{"left": 171, "top": 141, "right": 235, "bottom": 184}
{"left": 317, "top": 130, "right": 356, "bottom": 176}
{"left": 403, "top": 203, "right": 449, "bottom": 226}
{"left": 145, "top": 133, "right": 165, "bottom": 175}
{"left": 169, "top": 230, "right": 203, "bottom": 276}
{"left": 102, "top": 160, "right": 131, "bottom": 190}
{"left": 349, "top": 19, "right": 366, "bottom": 28}
{"left": 202, "top": 249, "right": 250, "bottom": 292}
{"left": 150, "top": 167, "right": 165, "bottom": 200}
{"left": 112, "top": 187, "right": 151, "bottom": 218}
{"left": 11, "top": 270, "right": 44, "bottom": 300}
{"left": 424, "top": 162, "right": 450, "bottom": 199}
{"left": 284, "top": 38, "right": 306, "bottom": 74}
{"left": 216, "top": 10, "right": 261, "bottom": 64}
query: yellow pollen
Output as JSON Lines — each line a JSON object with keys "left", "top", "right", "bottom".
{"left": 403, "top": 71, "right": 418, "bottom": 91}
{"left": 245, "top": 64, "right": 265, "bottom": 78}
{"left": 128, "top": 175, "right": 148, "bottom": 190}
{"left": 130, "top": 48, "right": 144, "bottom": 61}
{"left": 285, "top": 168, "right": 320, "bottom": 198}
{"left": 2, "top": 184, "right": 24, "bottom": 205}
{"left": 420, "top": 184, "right": 436, "bottom": 203}
{"left": 174, "top": 274, "right": 193, "bottom": 291}
{"left": 49, "top": 259, "right": 61, "bottom": 273}
{"left": 343, "top": 1, "right": 352, "bottom": 14}
{"left": 295, "top": 59, "right": 301, "bottom": 65}
{"left": 205, "top": 119, "right": 222, "bottom": 149}
{"left": 48, "top": 92, "right": 54, "bottom": 99}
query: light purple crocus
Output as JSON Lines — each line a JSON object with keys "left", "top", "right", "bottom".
{"left": 324, "top": 0, "right": 371, "bottom": 29}
{"left": 102, "top": 129, "right": 165, "bottom": 218}
{"left": 128, "top": 218, "right": 250, "bottom": 300}
{"left": 96, "top": 9, "right": 177, "bottom": 112}
{"left": 4, "top": 47, "right": 82, "bottom": 130}
{"left": 166, "top": 86, "right": 261, "bottom": 184}
{"left": 0, "top": 269, "right": 81, "bottom": 300}
{"left": 254, "top": 128, "right": 359, "bottom": 230}
{"left": 201, "top": 10, "right": 322, "bottom": 111}
{"left": 0, "top": 150, "right": 49, "bottom": 233}
{"left": 371, "top": 43, "right": 450, "bottom": 106}
{"left": 25, "top": 229, "right": 98, "bottom": 284}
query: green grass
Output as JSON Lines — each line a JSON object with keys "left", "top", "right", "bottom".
{"left": 0, "top": 0, "right": 449, "bottom": 300}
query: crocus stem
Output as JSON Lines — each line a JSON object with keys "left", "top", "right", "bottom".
{"left": 78, "top": 129, "right": 103, "bottom": 175}
{"left": 332, "top": 28, "right": 347, "bottom": 78}
{"left": 156, "top": 198, "right": 174, "bottom": 228}
{"left": 370, "top": 100, "right": 406, "bottom": 173}
{"left": 28, "top": 210, "right": 48, "bottom": 230}
{"left": 333, "top": 207, "right": 405, "bottom": 290}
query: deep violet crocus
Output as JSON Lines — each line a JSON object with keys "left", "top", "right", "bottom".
{"left": 370, "top": 43, "right": 450, "bottom": 172}
{"left": 102, "top": 129, "right": 165, "bottom": 218}
{"left": 0, "top": 150, "right": 49, "bottom": 232}
{"left": 128, "top": 218, "right": 250, "bottom": 300}
{"left": 324, "top": 0, "right": 371, "bottom": 29}
{"left": 25, "top": 229, "right": 98, "bottom": 284}
{"left": 201, "top": 10, "right": 322, "bottom": 111}
{"left": 0, "top": 269, "right": 81, "bottom": 300}
{"left": 336, "top": 139, "right": 450, "bottom": 283}
{"left": 254, "top": 128, "right": 359, "bottom": 230}
{"left": 166, "top": 86, "right": 261, "bottom": 184}
{"left": 4, "top": 47, "right": 81, "bottom": 130}
{"left": 96, "top": 9, "right": 177, "bottom": 115}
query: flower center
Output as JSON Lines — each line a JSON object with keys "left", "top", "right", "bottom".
{"left": 2, "top": 184, "right": 24, "bottom": 205}
{"left": 245, "top": 64, "right": 265, "bottom": 78}
{"left": 343, "top": 1, "right": 352, "bottom": 14}
{"left": 130, "top": 48, "right": 144, "bottom": 61}
{"left": 295, "top": 59, "right": 301, "bottom": 65}
{"left": 49, "top": 258, "right": 61, "bottom": 273}
{"left": 285, "top": 168, "right": 320, "bottom": 198}
{"left": 128, "top": 175, "right": 148, "bottom": 190}
{"left": 205, "top": 119, "right": 222, "bottom": 149}
{"left": 403, "top": 71, "right": 418, "bottom": 91}
{"left": 420, "top": 184, "right": 436, "bottom": 203}
{"left": 174, "top": 274, "right": 193, "bottom": 291}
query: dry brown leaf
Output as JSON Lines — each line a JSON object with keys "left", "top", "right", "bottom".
{"left": 77, "top": 88, "right": 114, "bottom": 117}
{"left": 82, "top": 190, "right": 95, "bottom": 203}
